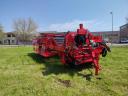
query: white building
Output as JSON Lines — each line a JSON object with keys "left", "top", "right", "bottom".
{"left": 2, "top": 32, "right": 17, "bottom": 45}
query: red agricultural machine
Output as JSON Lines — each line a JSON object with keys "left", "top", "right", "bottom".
{"left": 33, "top": 24, "right": 111, "bottom": 75}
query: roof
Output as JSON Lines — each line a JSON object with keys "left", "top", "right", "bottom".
{"left": 120, "top": 23, "right": 128, "bottom": 28}
{"left": 4, "top": 31, "right": 16, "bottom": 34}
{"left": 39, "top": 31, "right": 57, "bottom": 33}
{"left": 91, "top": 31, "right": 119, "bottom": 34}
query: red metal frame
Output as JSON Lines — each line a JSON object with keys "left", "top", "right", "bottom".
{"left": 33, "top": 24, "right": 110, "bottom": 75}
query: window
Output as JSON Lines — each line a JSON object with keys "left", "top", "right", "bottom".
{"left": 4, "top": 40, "right": 7, "bottom": 43}
{"left": 12, "top": 34, "right": 15, "bottom": 37}
{"left": 7, "top": 34, "right": 11, "bottom": 37}
{"left": 12, "top": 40, "right": 15, "bottom": 43}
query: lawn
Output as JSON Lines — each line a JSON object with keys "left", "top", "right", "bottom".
{"left": 0, "top": 46, "right": 128, "bottom": 96}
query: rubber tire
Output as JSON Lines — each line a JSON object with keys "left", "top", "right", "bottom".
{"left": 102, "top": 48, "right": 107, "bottom": 57}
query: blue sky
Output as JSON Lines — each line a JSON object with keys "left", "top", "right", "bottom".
{"left": 0, "top": 0, "right": 128, "bottom": 32}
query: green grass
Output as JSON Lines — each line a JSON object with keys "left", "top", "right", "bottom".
{"left": 0, "top": 46, "right": 128, "bottom": 96}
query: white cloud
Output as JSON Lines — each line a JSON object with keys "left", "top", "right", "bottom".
{"left": 39, "top": 19, "right": 119, "bottom": 32}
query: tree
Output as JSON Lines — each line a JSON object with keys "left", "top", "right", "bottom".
{"left": 126, "top": 17, "right": 128, "bottom": 24}
{"left": 13, "top": 17, "right": 38, "bottom": 44}
{"left": 0, "top": 24, "right": 4, "bottom": 44}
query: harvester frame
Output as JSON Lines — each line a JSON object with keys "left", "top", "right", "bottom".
{"left": 33, "top": 24, "right": 110, "bottom": 75}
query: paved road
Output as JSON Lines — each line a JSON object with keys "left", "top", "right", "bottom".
{"left": 111, "top": 43, "right": 128, "bottom": 46}
{"left": 0, "top": 45, "right": 32, "bottom": 47}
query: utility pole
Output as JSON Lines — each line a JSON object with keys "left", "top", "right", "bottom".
{"left": 110, "top": 12, "right": 113, "bottom": 43}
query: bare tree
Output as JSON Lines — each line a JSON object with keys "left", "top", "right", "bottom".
{"left": 13, "top": 17, "right": 38, "bottom": 44}
{"left": 0, "top": 24, "right": 4, "bottom": 44}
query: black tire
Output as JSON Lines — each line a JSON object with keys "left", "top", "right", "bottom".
{"left": 102, "top": 48, "right": 107, "bottom": 57}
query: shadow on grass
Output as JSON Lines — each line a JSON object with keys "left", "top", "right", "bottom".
{"left": 28, "top": 53, "right": 93, "bottom": 80}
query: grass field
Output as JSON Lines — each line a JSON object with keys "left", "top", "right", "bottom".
{"left": 0, "top": 46, "right": 128, "bottom": 96}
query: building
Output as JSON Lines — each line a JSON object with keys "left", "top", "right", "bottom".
{"left": 2, "top": 32, "right": 17, "bottom": 45}
{"left": 120, "top": 23, "right": 128, "bottom": 43}
{"left": 92, "top": 31, "right": 120, "bottom": 43}
{"left": 1, "top": 23, "right": 128, "bottom": 45}
{"left": 38, "top": 24, "right": 128, "bottom": 44}
{"left": 1, "top": 32, "right": 37, "bottom": 45}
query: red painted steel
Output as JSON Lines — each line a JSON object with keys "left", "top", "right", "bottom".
{"left": 33, "top": 24, "right": 111, "bottom": 75}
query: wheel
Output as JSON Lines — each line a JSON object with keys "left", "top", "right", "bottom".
{"left": 102, "top": 48, "right": 107, "bottom": 57}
